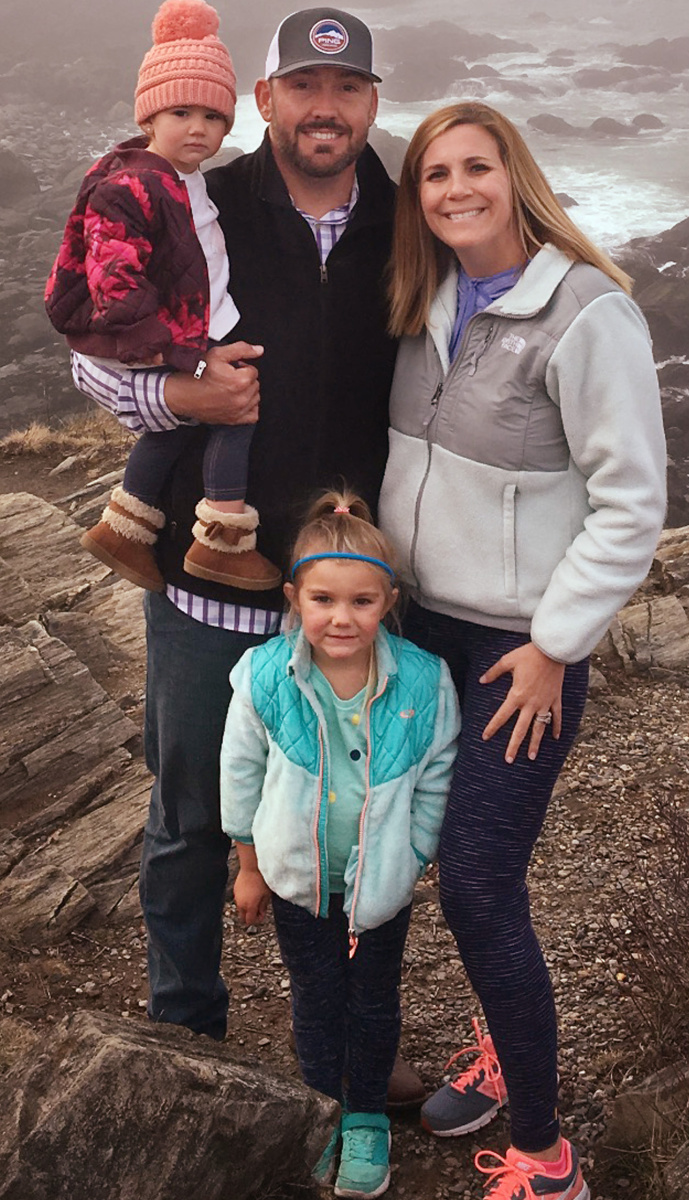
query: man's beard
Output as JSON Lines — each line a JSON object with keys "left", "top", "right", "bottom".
{"left": 270, "top": 119, "right": 367, "bottom": 178}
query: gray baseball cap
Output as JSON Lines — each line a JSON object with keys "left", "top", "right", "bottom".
{"left": 264, "top": 8, "right": 381, "bottom": 82}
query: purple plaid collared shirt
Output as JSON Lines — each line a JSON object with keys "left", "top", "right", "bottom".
{"left": 70, "top": 177, "right": 359, "bottom": 634}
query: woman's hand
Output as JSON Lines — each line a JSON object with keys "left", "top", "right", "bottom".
{"left": 480, "top": 642, "right": 565, "bottom": 763}
{"left": 233, "top": 865, "right": 271, "bottom": 926}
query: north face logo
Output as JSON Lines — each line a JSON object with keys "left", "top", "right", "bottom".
{"left": 501, "top": 333, "right": 526, "bottom": 355}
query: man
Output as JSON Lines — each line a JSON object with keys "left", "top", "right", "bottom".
{"left": 72, "top": 7, "right": 421, "bottom": 1103}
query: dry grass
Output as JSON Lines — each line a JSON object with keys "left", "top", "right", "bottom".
{"left": 0, "top": 410, "right": 135, "bottom": 459}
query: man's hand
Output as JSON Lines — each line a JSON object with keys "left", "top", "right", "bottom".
{"left": 234, "top": 865, "right": 271, "bottom": 926}
{"left": 164, "top": 341, "right": 263, "bottom": 425}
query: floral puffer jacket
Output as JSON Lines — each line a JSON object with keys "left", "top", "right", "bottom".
{"left": 45, "top": 137, "right": 209, "bottom": 372}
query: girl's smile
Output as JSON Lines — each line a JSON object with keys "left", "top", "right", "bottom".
{"left": 285, "top": 558, "right": 397, "bottom": 678}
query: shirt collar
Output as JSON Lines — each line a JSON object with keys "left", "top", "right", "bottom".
{"left": 293, "top": 175, "right": 359, "bottom": 224}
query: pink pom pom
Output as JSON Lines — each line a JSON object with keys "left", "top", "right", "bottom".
{"left": 152, "top": 0, "right": 219, "bottom": 44}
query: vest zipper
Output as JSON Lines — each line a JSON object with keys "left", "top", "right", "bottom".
{"left": 348, "top": 673, "right": 388, "bottom": 955}
{"left": 320, "top": 263, "right": 328, "bottom": 284}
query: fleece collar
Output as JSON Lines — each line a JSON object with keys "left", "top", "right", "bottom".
{"left": 427, "top": 244, "right": 574, "bottom": 371}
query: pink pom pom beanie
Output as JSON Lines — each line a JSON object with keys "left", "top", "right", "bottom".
{"left": 135, "top": 0, "right": 237, "bottom": 126}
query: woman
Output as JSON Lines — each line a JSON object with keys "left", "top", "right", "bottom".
{"left": 379, "top": 101, "right": 666, "bottom": 1200}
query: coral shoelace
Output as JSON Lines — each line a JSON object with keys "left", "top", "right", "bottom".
{"left": 475, "top": 1150, "right": 538, "bottom": 1199}
{"left": 445, "top": 1016, "right": 503, "bottom": 1092}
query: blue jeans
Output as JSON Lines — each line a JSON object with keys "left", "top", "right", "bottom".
{"left": 123, "top": 422, "right": 255, "bottom": 506}
{"left": 272, "top": 893, "right": 412, "bottom": 1112}
{"left": 403, "top": 601, "right": 589, "bottom": 1153}
{"left": 140, "top": 590, "right": 270, "bottom": 1039}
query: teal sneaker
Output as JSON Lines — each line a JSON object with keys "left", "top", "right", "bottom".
{"left": 334, "top": 1112, "right": 391, "bottom": 1199}
{"left": 313, "top": 1120, "right": 341, "bottom": 1185}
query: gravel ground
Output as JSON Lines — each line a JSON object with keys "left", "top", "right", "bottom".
{"left": 2, "top": 662, "right": 688, "bottom": 1199}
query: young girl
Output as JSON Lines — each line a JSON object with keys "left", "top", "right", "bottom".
{"left": 220, "top": 491, "right": 460, "bottom": 1199}
{"left": 45, "top": 0, "right": 280, "bottom": 594}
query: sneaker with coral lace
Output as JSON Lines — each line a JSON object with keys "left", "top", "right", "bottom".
{"left": 334, "top": 1112, "right": 391, "bottom": 1199}
{"left": 475, "top": 1141, "right": 590, "bottom": 1199}
{"left": 420, "top": 1017, "right": 507, "bottom": 1136}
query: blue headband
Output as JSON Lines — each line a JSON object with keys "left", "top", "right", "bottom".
{"left": 290, "top": 552, "right": 396, "bottom": 581}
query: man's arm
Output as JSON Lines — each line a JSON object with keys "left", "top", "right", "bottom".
{"left": 71, "top": 342, "right": 263, "bottom": 434}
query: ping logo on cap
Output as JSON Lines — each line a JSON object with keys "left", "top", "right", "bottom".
{"left": 309, "top": 18, "right": 349, "bottom": 55}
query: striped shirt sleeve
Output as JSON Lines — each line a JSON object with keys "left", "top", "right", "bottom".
{"left": 70, "top": 351, "right": 190, "bottom": 434}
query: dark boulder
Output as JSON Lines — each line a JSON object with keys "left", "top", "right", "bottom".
{"left": 588, "top": 117, "right": 639, "bottom": 137}
{"left": 0, "top": 1010, "right": 338, "bottom": 1200}
{"left": 0, "top": 148, "right": 40, "bottom": 208}
{"left": 619, "top": 36, "right": 689, "bottom": 71}
{"left": 632, "top": 112, "right": 665, "bottom": 129}
{"left": 527, "top": 113, "right": 580, "bottom": 136}
{"left": 573, "top": 66, "right": 640, "bottom": 87}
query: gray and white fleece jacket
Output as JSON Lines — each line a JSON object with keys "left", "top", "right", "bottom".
{"left": 379, "top": 245, "right": 667, "bottom": 664}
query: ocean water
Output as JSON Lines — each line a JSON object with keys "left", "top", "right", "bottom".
{"left": 227, "top": 3, "right": 689, "bottom": 251}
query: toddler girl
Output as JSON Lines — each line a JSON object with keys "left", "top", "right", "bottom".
{"left": 45, "top": 0, "right": 280, "bottom": 594}
{"left": 220, "top": 490, "right": 460, "bottom": 1199}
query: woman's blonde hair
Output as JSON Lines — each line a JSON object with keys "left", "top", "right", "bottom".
{"left": 388, "top": 101, "right": 632, "bottom": 338}
{"left": 288, "top": 488, "right": 400, "bottom": 624}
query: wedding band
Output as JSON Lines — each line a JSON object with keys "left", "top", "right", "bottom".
{"left": 534, "top": 712, "right": 552, "bottom": 725}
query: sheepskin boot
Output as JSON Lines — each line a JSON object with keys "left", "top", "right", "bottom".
{"left": 183, "top": 499, "right": 282, "bottom": 590}
{"left": 80, "top": 485, "right": 165, "bottom": 592}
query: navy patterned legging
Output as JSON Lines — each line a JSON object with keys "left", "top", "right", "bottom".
{"left": 403, "top": 601, "right": 589, "bottom": 1154}
{"left": 272, "top": 892, "right": 412, "bottom": 1114}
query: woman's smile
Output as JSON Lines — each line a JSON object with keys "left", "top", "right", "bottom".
{"left": 419, "top": 123, "right": 524, "bottom": 276}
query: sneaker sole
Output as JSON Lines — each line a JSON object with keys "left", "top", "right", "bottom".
{"left": 334, "top": 1167, "right": 390, "bottom": 1199}
{"left": 421, "top": 1098, "right": 505, "bottom": 1138}
{"left": 183, "top": 557, "right": 282, "bottom": 590}
{"left": 80, "top": 533, "right": 165, "bottom": 592}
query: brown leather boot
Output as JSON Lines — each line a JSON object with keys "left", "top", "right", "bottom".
{"left": 386, "top": 1052, "right": 428, "bottom": 1110}
{"left": 80, "top": 485, "right": 165, "bottom": 592}
{"left": 183, "top": 500, "right": 282, "bottom": 590}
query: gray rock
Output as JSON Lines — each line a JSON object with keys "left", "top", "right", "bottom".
{"left": 573, "top": 66, "right": 640, "bottom": 88}
{"left": 0, "top": 492, "right": 109, "bottom": 614}
{"left": 528, "top": 113, "right": 580, "bottom": 136}
{"left": 603, "top": 594, "right": 689, "bottom": 672}
{"left": 48, "top": 453, "right": 80, "bottom": 475}
{"left": 0, "top": 1010, "right": 338, "bottom": 1200}
{"left": 632, "top": 112, "right": 665, "bottom": 129}
{"left": 0, "top": 620, "right": 138, "bottom": 831}
{"left": 619, "top": 36, "right": 689, "bottom": 72}
{"left": 107, "top": 100, "right": 134, "bottom": 124}
{"left": 369, "top": 125, "right": 410, "bottom": 184}
{"left": 0, "top": 148, "right": 40, "bottom": 207}
{"left": 10, "top": 311, "right": 53, "bottom": 350}
{"left": 589, "top": 117, "right": 639, "bottom": 137}
{"left": 604, "top": 1059, "right": 689, "bottom": 1149}
{"left": 665, "top": 1140, "right": 689, "bottom": 1199}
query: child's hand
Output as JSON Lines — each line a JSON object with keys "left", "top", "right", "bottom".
{"left": 234, "top": 866, "right": 270, "bottom": 926}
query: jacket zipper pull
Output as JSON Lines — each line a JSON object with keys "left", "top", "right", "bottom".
{"left": 423, "top": 382, "right": 443, "bottom": 428}
{"left": 348, "top": 930, "right": 358, "bottom": 959}
{"left": 467, "top": 323, "right": 495, "bottom": 376}
{"left": 320, "top": 263, "right": 328, "bottom": 284}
